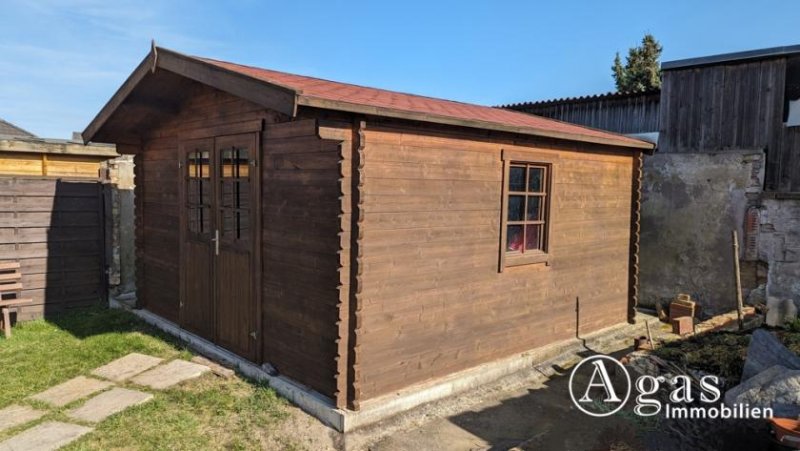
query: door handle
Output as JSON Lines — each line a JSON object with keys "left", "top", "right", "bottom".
{"left": 212, "top": 229, "right": 219, "bottom": 256}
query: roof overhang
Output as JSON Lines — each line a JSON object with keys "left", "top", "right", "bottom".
{"left": 662, "top": 44, "right": 800, "bottom": 71}
{"left": 84, "top": 46, "right": 654, "bottom": 151}
{"left": 82, "top": 46, "right": 298, "bottom": 144}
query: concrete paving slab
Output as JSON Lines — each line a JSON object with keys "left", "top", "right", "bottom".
{"left": 130, "top": 359, "right": 210, "bottom": 389}
{"left": 67, "top": 387, "right": 153, "bottom": 423}
{"left": 0, "top": 421, "right": 92, "bottom": 451}
{"left": 28, "top": 376, "right": 113, "bottom": 407}
{"left": 91, "top": 353, "right": 163, "bottom": 382}
{"left": 0, "top": 405, "right": 46, "bottom": 433}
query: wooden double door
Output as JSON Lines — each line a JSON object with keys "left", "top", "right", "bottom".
{"left": 179, "top": 133, "right": 260, "bottom": 362}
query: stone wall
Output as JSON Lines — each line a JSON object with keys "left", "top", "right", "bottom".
{"left": 639, "top": 150, "right": 764, "bottom": 314}
{"left": 759, "top": 198, "right": 800, "bottom": 325}
{"left": 102, "top": 155, "right": 136, "bottom": 297}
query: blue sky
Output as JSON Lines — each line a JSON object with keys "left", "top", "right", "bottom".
{"left": 2, "top": 0, "right": 799, "bottom": 139}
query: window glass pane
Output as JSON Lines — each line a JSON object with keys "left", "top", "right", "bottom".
{"left": 221, "top": 209, "right": 235, "bottom": 236}
{"left": 525, "top": 224, "right": 542, "bottom": 250}
{"left": 187, "top": 179, "right": 199, "bottom": 205}
{"left": 236, "top": 181, "right": 249, "bottom": 209}
{"left": 195, "top": 150, "right": 211, "bottom": 179}
{"left": 188, "top": 207, "right": 199, "bottom": 233}
{"left": 237, "top": 209, "right": 250, "bottom": 240}
{"left": 221, "top": 149, "right": 233, "bottom": 178}
{"left": 188, "top": 207, "right": 210, "bottom": 234}
{"left": 528, "top": 167, "right": 544, "bottom": 192}
{"left": 237, "top": 148, "right": 249, "bottom": 178}
{"left": 508, "top": 195, "right": 524, "bottom": 221}
{"left": 187, "top": 152, "right": 197, "bottom": 178}
{"left": 509, "top": 166, "right": 526, "bottom": 191}
{"left": 526, "top": 196, "right": 541, "bottom": 220}
{"left": 221, "top": 181, "right": 234, "bottom": 208}
{"left": 200, "top": 180, "right": 210, "bottom": 205}
{"left": 507, "top": 225, "right": 523, "bottom": 251}
{"left": 187, "top": 150, "right": 210, "bottom": 179}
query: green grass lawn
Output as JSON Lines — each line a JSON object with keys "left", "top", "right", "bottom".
{"left": 0, "top": 307, "right": 301, "bottom": 450}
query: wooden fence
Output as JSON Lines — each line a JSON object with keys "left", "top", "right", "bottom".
{"left": 0, "top": 177, "right": 106, "bottom": 320}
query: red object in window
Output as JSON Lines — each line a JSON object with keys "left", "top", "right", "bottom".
{"left": 507, "top": 226, "right": 524, "bottom": 251}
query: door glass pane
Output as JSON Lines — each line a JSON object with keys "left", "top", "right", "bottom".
{"left": 221, "top": 181, "right": 234, "bottom": 208}
{"left": 188, "top": 207, "right": 211, "bottom": 234}
{"left": 507, "top": 225, "right": 523, "bottom": 251}
{"left": 528, "top": 167, "right": 544, "bottom": 192}
{"left": 236, "top": 181, "right": 249, "bottom": 209}
{"left": 525, "top": 224, "right": 542, "bottom": 250}
{"left": 188, "top": 150, "right": 210, "bottom": 179}
{"left": 508, "top": 195, "right": 524, "bottom": 221}
{"left": 237, "top": 148, "right": 249, "bottom": 178}
{"left": 526, "top": 196, "right": 541, "bottom": 220}
{"left": 221, "top": 209, "right": 235, "bottom": 236}
{"left": 188, "top": 179, "right": 200, "bottom": 205}
{"left": 221, "top": 147, "right": 250, "bottom": 178}
{"left": 509, "top": 166, "right": 525, "bottom": 191}
{"left": 237, "top": 209, "right": 249, "bottom": 240}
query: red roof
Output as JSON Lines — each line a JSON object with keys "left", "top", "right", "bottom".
{"left": 199, "top": 57, "right": 651, "bottom": 149}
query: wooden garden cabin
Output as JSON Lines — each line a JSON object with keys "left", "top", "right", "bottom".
{"left": 82, "top": 46, "right": 654, "bottom": 422}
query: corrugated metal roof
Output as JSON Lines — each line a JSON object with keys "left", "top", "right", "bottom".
{"left": 0, "top": 118, "right": 36, "bottom": 138}
{"left": 498, "top": 89, "right": 660, "bottom": 110}
{"left": 199, "top": 57, "right": 652, "bottom": 149}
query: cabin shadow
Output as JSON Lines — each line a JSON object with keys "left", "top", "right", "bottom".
{"left": 40, "top": 178, "right": 108, "bottom": 335}
{"left": 442, "top": 348, "right": 627, "bottom": 450}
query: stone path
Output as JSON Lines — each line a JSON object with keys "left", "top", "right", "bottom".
{"left": 0, "top": 405, "right": 46, "bottom": 433}
{"left": 0, "top": 353, "right": 212, "bottom": 450}
{"left": 130, "top": 359, "right": 210, "bottom": 389}
{"left": 0, "top": 422, "right": 92, "bottom": 451}
{"left": 91, "top": 353, "right": 163, "bottom": 382}
{"left": 29, "top": 376, "right": 112, "bottom": 407}
{"left": 67, "top": 388, "right": 153, "bottom": 423}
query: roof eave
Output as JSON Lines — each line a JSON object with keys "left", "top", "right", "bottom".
{"left": 298, "top": 96, "right": 654, "bottom": 150}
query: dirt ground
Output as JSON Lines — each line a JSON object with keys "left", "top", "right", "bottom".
{"left": 270, "top": 315, "right": 787, "bottom": 451}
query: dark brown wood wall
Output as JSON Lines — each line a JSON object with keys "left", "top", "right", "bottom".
{"left": 0, "top": 177, "right": 105, "bottom": 320}
{"left": 509, "top": 91, "right": 661, "bottom": 135}
{"left": 135, "top": 83, "right": 281, "bottom": 322}
{"left": 261, "top": 119, "right": 347, "bottom": 403}
{"left": 660, "top": 57, "right": 800, "bottom": 191}
{"left": 351, "top": 123, "right": 635, "bottom": 401}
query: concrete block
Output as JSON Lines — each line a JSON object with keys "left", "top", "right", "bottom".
{"left": 91, "top": 353, "right": 163, "bottom": 382}
{"left": 67, "top": 387, "right": 153, "bottom": 423}
{"left": 130, "top": 359, "right": 210, "bottom": 389}
{"left": 0, "top": 422, "right": 92, "bottom": 451}
{"left": 29, "top": 376, "right": 113, "bottom": 407}
{"left": 0, "top": 405, "right": 46, "bottom": 432}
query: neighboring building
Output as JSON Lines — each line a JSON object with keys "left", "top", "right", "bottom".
{"left": 503, "top": 45, "right": 800, "bottom": 322}
{"left": 82, "top": 46, "right": 653, "bottom": 430}
{"left": 503, "top": 89, "right": 661, "bottom": 137}
{"left": 0, "top": 120, "right": 118, "bottom": 320}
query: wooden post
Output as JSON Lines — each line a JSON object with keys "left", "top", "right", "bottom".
{"left": 645, "top": 320, "right": 656, "bottom": 350}
{"left": 732, "top": 230, "right": 745, "bottom": 330}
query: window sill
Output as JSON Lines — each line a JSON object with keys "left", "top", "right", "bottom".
{"left": 503, "top": 251, "right": 551, "bottom": 269}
